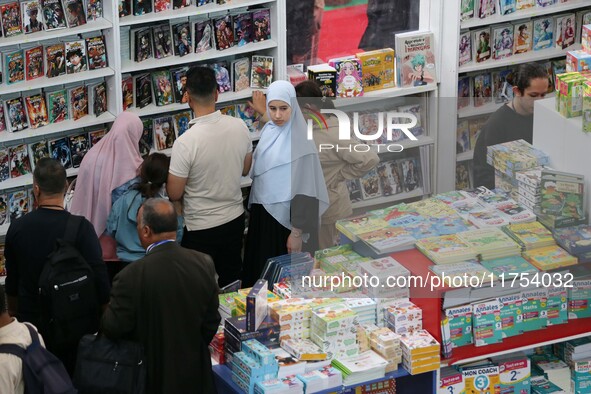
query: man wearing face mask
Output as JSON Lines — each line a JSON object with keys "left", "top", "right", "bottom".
{"left": 473, "top": 63, "right": 549, "bottom": 189}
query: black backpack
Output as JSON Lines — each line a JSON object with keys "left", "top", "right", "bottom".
{"left": 0, "top": 323, "right": 77, "bottom": 394}
{"left": 38, "top": 215, "right": 100, "bottom": 349}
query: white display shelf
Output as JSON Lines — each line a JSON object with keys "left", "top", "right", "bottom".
{"left": 460, "top": 0, "right": 590, "bottom": 29}
{"left": 456, "top": 149, "right": 474, "bottom": 162}
{"left": 458, "top": 102, "right": 503, "bottom": 118}
{"left": 351, "top": 188, "right": 424, "bottom": 210}
{"left": 0, "top": 68, "right": 115, "bottom": 96}
{"left": 128, "top": 88, "right": 258, "bottom": 117}
{"left": 0, "top": 167, "right": 79, "bottom": 194}
{"left": 122, "top": 40, "right": 278, "bottom": 73}
{"left": 119, "top": 0, "right": 276, "bottom": 27}
{"left": 334, "top": 84, "right": 437, "bottom": 108}
{"left": 459, "top": 44, "right": 581, "bottom": 74}
{"left": 0, "top": 112, "right": 116, "bottom": 145}
{"left": 0, "top": 18, "right": 113, "bottom": 49}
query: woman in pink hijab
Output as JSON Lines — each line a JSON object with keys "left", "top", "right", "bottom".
{"left": 70, "top": 112, "right": 144, "bottom": 248}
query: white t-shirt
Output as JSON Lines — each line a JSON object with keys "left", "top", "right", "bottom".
{"left": 169, "top": 111, "right": 252, "bottom": 230}
{"left": 0, "top": 319, "right": 45, "bottom": 394}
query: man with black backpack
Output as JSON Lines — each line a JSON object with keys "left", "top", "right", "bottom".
{"left": 4, "top": 158, "right": 111, "bottom": 375}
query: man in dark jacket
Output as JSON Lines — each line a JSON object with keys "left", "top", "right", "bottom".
{"left": 102, "top": 198, "right": 220, "bottom": 394}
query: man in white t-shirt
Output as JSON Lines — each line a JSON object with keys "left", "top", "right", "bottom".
{"left": 167, "top": 66, "right": 253, "bottom": 287}
{"left": 0, "top": 286, "right": 45, "bottom": 394}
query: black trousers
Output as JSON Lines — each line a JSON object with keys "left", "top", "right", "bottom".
{"left": 181, "top": 213, "right": 245, "bottom": 288}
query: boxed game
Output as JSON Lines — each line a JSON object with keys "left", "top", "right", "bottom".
{"left": 356, "top": 48, "right": 396, "bottom": 92}
{"left": 247, "top": 279, "right": 268, "bottom": 332}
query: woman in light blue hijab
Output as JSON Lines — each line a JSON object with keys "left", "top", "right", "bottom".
{"left": 243, "top": 81, "right": 329, "bottom": 287}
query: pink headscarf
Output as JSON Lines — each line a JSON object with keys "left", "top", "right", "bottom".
{"left": 70, "top": 112, "right": 144, "bottom": 236}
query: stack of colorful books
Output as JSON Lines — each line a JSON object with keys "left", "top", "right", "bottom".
{"left": 400, "top": 329, "right": 440, "bottom": 375}
{"left": 332, "top": 350, "right": 389, "bottom": 385}
{"left": 553, "top": 225, "right": 591, "bottom": 263}
{"left": 503, "top": 221, "right": 556, "bottom": 250}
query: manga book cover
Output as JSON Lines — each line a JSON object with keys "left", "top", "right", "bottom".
{"left": 173, "top": 111, "right": 191, "bottom": 137}
{"left": 88, "top": 127, "right": 107, "bottom": 147}
{"left": 49, "top": 137, "right": 72, "bottom": 169}
{"left": 93, "top": 81, "right": 107, "bottom": 116}
{"left": 0, "top": 150, "right": 9, "bottom": 182}
{"left": 461, "top": 0, "right": 475, "bottom": 21}
{"left": 152, "top": 24, "right": 173, "bottom": 59}
{"left": 377, "top": 161, "right": 403, "bottom": 196}
{"left": 45, "top": 43, "right": 66, "bottom": 77}
{"left": 398, "top": 157, "right": 421, "bottom": 192}
{"left": 533, "top": 17, "right": 554, "bottom": 51}
{"left": 41, "top": 0, "right": 67, "bottom": 30}
{"left": 457, "top": 120, "right": 470, "bottom": 152}
{"left": 8, "top": 190, "right": 29, "bottom": 221}
{"left": 9, "top": 144, "right": 31, "bottom": 178}
{"left": 395, "top": 32, "right": 437, "bottom": 87}
{"left": 133, "top": 0, "right": 152, "bottom": 15}
{"left": 493, "top": 68, "right": 514, "bottom": 103}
{"left": 139, "top": 118, "right": 153, "bottom": 156}
{"left": 65, "top": 40, "right": 88, "bottom": 74}
{"left": 0, "top": 196, "right": 6, "bottom": 226}
{"left": 5, "top": 49, "right": 25, "bottom": 85}
{"left": 172, "top": 22, "right": 192, "bottom": 57}
{"left": 234, "top": 12, "right": 253, "bottom": 46}
{"left": 250, "top": 55, "right": 273, "bottom": 89}
{"left": 492, "top": 25, "right": 514, "bottom": 60}
{"left": 536, "top": 0, "right": 556, "bottom": 7}
{"left": 458, "top": 31, "right": 472, "bottom": 67}
{"left": 25, "top": 46, "right": 44, "bottom": 80}
{"left": 118, "top": 0, "right": 130, "bottom": 17}
{"left": 151, "top": 71, "right": 174, "bottom": 106}
{"left": 456, "top": 162, "right": 472, "bottom": 190}
{"left": 214, "top": 15, "right": 234, "bottom": 50}
{"left": 153, "top": 116, "right": 175, "bottom": 150}
{"left": 28, "top": 140, "right": 49, "bottom": 169}
{"left": 173, "top": 0, "right": 191, "bottom": 9}
{"left": 122, "top": 75, "right": 133, "bottom": 111}
{"left": 69, "top": 132, "right": 89, "bottom": 168}
{"left": 498, "top": 0, "right": 516, "bottom": 15}
{"left": 219, "top": 105, "right": 235, "bottom": 117}
{"left": 134, "top": 27, "right": 153, "bottom": 62}
{"left": 154, "top": 0, "right": 171, "bottom": 13}
{"left": 359, "top": 168, "right": 382, "bottom": 200}
{"left": 513, "top": 21, "right": 532, "bottom": 54}
{"left": 0, "top": 104, "right": 6, "bottom": 132}
{"left": 69, "top": 85, "right": 88, "bottom": 120}
{"left": 1, "top": 2, "right": 22, "bottom": 37}
{"left": 64, "top": 0, "right": 86, "bottom": 27}
{"left": 86, "top": 36, "right": 108, "bottom": 70}
{"left": 332, "top": 58, "right": 363, "bottom": 98}
{"left": 5, "top": 97, "right": 29, "bottom": 132}
{"left": 232, "top": 58, "right": 250, "bottom": 92}
{"left": 347, "top": 179, "right": 362, "bottom": 202}
{"left": 22, "top": 1, "right": 45, "bottom": 33}
{"left": 252, "top": 9, "right": 270, "bottom": 42}
{"left": 457, "top": 75, "right": 471, "bottom": 110}
{"left": 47, "top": 89, "right": 68, "bottom": 123}
{"left": 170, "top": 67, "right": 188, "bottom": 103}
{"left": 473, "top": 73, "right": 492, "bottom": 107}
{"left": 555, "top": 14, "right": 575, "bottom": 50}
{"left": 472, "top": 28, "right": 491, "bottom": 63}
{"left": 194, "top": 19, "right": 213, "bottom": 53}
{"left": 235, "top": 103, "right": 259, "bottom": 134}
{"left": 478, "top": 0, "right": 495, "bottom": 19}
{"left": 516, "top": 0, "right": 534, "bottom": 10}
{"left": 134, "top": 73, "right": 153, "bottom": 109}
{"left": 398, "top": 104, "right": 424, "bottom": 137}
{"left": 25, "top": 94, "right": 48, "bottom": 129}
{"left": 210, "top": 62, "right": 231, "bottom": 93}
{"left": 86, "top": 0, "right": 103, "bottom": 20}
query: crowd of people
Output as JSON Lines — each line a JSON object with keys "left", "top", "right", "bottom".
{"left": 0, "top": 67, "right": 378, "bottom": 393}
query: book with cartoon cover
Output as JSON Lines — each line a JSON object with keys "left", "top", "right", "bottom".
{"left": 233, "top": 12, "right": 253, "bottom": 46}
{"left": 210, "top": 61, "right": 231, "bottom": 93}
{"left": 477, "top": 0, "right": 495, "bottom": 18}
{"left": 235, "top": 103, "right": 259, "bottom": 134}
{"left": 377, "top": 161, "right": 403, "bottom": 196}
{"left": 41, "top": 0, "right": 67, "bottom": 30}
{"left": 8, "top": 190, "right": 29, "bottom": 221}
{"left": 415, "top": 234, "right": 476, "bottom": 264}
{"left": 472, "top": 28, "right": 491, "bottom": 63}
{"left": 170, "top": 67, "right": 187, "bottom": 103}
{"left": 65, "top": 40, "right": 88, "bottom": 74}
{"left": 555, "top": 13, "right": 576, "bottom": 50}
{"left": 172, "top": 0, "right": 190, "bottom": 9}
{"left": 0, "top": 104, "right": 6, "bottom": 133}
{"left": 132, "top": 0, "right": 151, "bottom": 15}
{"left": 122, "top": 74, "right": 134, "bottom": 110}
{"left": 172, "top": 111, "right": 191, "bottom": 137}
{"left": 92, "top": 81, "right": 107, "bottom": 117}
{"left": 533, "top": 17, "right": 554, "bottom": 50}
{"left": 250, "top": 55, "right": 274, "bottom": 89}
{"left": 553, "top": 225, "right": 591, "bottom": 255}
{"left": 0, "top": 149, "right": 9, "bottom": 182}
{"left": 154, "top": 0, "right": 171, "bottom": 12}
{"left": 359, "top": 168, "right": 382, "bottom": 200}
{"left": 69, "top": 85, "right": 88, "bottom": 121}
{"left": 214, "top": 15, "right": 234, "bottom": 50}
{"left": 458, "top": 30, "right": 472, "bottom": 67}
{"left": 5, "top": 97, "right": 29, "bottom": 132}
{"left": 331, "top": 58, "right": 363, "bottom": 98}
{"left": 252, "top": 8, "right": 271, "bottom": 41}
{"left": 86, "top": 0, "right": 103, "bottom": 20}
{"left": 153, "top": 116, "right": 175, "bottom": 150}
{"left": 22, "top": 1, "right": 45, "bottom": 33}
{"left": 5, "top": 49, "right": 25, "bottom": 85}
{"left": 133, "top": 27, "right": 153, "bottom": 62}
{"left": 399, "top": 157, "right": 421, "bottom": 192}
{"left": 47, "top": 89, "right": 68, "bottom": 123}
{"left": 134, "top": 73, "right": 152, "bottom": 109}
{"left": 64, "top": 0, "right": 86, "bottom": 28}
{"left": 172, "top": 21, "right": 192, "bottom": 57}
{"left": 522, "top": 245, "right": 578, "bottom": 270}
{"left": 461, "top": 0, "right": 475, "bottom": 21}
{"left": 152, "top": 70, "right": 174, "bottom": 106}
{"left": 49, "top": 137, "right": 72, "bottom": 169}
{"left": 513, "top": 21, "right": 532, "bottom": 54}
{"left": 139, "top": 118, "right": 153, "bottom": 156}
{"left": 539, "top": 169, "right": 584, "bottom": 219}
{"left": 473, "top": 73, "right": 492, "bottom": 107}
{"left": 69, "top": 132, "right": 89, "bottom": 168}
{"left": 1, "top": 2, "right": 22, "bottom": 37}
{"left": 88, "top": 127, "right": 107, "bottom": 147}
{"left": 152, "top": 24, "right": 173, "bottom": 59}
{"left": 194, "top": 19, "right": 213, "bottom": 53}
{"left": 28, "top": 140, "right": 49, "bottom": 170}
{"left": 493, "top": 25, "right": 514, "bottom": 60}
{"left": 0, "top": 195, "right": 8, "bottom": 225}
{"left": 232, "top": 58, "right": 250, "bottom": 92}
{"left": 45, "top": 43, "right": 66, "bottom": 78}
{"left": 25, "top": 46, "right": 44, "bottom": 80}
{"left": 9, "top": 144, "right": 32, "bottom": 178}
{"left": 25, "top": 94, "right": 48, "bottom": 129}
{"left": 395, "top": 31, "right": 437, "bottom": 88}
{"left": 86, "top": 36, "right": 108, "bottom": 70}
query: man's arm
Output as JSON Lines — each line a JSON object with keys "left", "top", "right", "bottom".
{"left": 242, "top": 152, "right": 253, "bottom": 176}
{"left": 101, "top": 267, "right": 137, "bottom": 339}
{"left": 167, "top": 174, "right": 187, "bottom": 202}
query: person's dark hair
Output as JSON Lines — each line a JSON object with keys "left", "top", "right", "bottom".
{"left": 134, "top": 153, "right": 170, "bottom": 198}
{"left": 185, "top": 66, "right": 217, "bottom": 105}
{"left": 512, "top": 63, "right": 548, "bottom": 94}
{"left": 0, "top": 285, "right": 6, "bottom": 314}
{"left": 141, "top": 198, "right": 177, "bottom": 234}
{"left": 34, "top": 158, "right": 66, "bottom": 195}
{"left": 295, "top": 80, "right": 335, "bottom": 110}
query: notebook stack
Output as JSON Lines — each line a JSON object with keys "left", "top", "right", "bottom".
{"left": 522, "top": 245, "right": 578, "bottom": 271}
{"left": 415, "top": 234, "right": 477, "bottom": 264}
{"left": 458, "top": 227, "right": 522, "bottom": 260}
{"left": 254, "top": 376, "right": 304, "bottom": 394}
{"left": 384, "top": 300, "right": 422, "bottom": 336}
{"left": 555, "top": 337, "right": 591, "bottom": 366}
{"left": 553, "top": 225, "right": 591, "bottom": 263}
{"left": 270, "top": 298, "right": 312, "bottom": 342}
{"left": 310, "top": 303, "right": 359, "bottom": 359}
{"left": 368, "top": 327, "right": 402, "bottom": 372}
{"left": 332, "top": 350, "right": 389, "bottom": 385}
{"left": 295, "top": 366, "right": 343, "bottom": 393}
{"left": 357, "top": 257, "right": 410, "bottom": 298}
{"left": 502, "top": 221, "right": 556, "bottom": 250}
{"left": 400, "top": 329, "right": 440, "bottom": 375}
{"left": 345, "top": 298, "right": 377, "bottom": 326}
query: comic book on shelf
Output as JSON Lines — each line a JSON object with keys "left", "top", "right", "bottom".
{"left": 152, "top": 24, "right": 174, "bottom": 59}
{"left": 513, "top": 21, "right": 532, "bottom": 54}
{"left": 9, "top": 144, "right": 32, "bottom": 178}
{"left": 132, "top": 0, "right": 151, "bottom": 15}
{"left": 172, "top": 111, "right": 191, "bottom": 137}
{"left": 477, "top": 0, "right": 496, "bottom": 19}
{"left": 122, "top": 74, "right": 134, "bottom": 111}
{"left": 214, "top": 15, "right": 234, "bottom": 50}
{"left": 250, "top": 55, "right": 273, "bottom": 89}
{"left": 172, "top": 0, "right": 190, "bottom": 9}
{"left": 555, "top": 13, "right": 576, "bottom": 50}
{"left": 86, "top": 36, "right": 107, "bottom": 70}
{"left": 330, "top": 57, "right": 363, "bottom": 98}
{"left": 22, "top": 1, "right": 45, "bottom": 33}
{"left": 118, "top": 0, "right": 131, "bottom": 17}
{"left": 473, "top": 73, "right": 492, "bottom": 108}
{"left": 492, "top": 25, "right": 514, "bottom": 60}
{"left": 41, "top": 0, "right": 67, "bottom": 30}
{"left": 69, "top": 132, "right": 89, "bottom": 168}
{"left": 8, "top": 190, "right": 30, "bottom": 221}
{"left": 25, "top": 46, "right": 44, "bottom": 80}
{"left": 457, "top": 121, "right": 470, "bottom": 153}
{"left": 458, "top": 31, "right": 472, "bottom": 67}
{"left": 25, "top": 94, "right": 48, "bottom": 129}
{"left": 233, "top": 12, "right": 253, "bottom": 46}
{"left": 49, "top": 137, "right": 72, "bottom": 169}
{"left": 472, "top": 27, "right": 491, "bottom": 63}
{"left": 45, "top": 43, "right": 66, "bottom": 78}
{"left": 456, "top": 161, "right": 472, "bottom": 190}
{"left": 46, "top": 89, "right": 68, "bottom": 123}
{"left": 68, "top": 85, "right": 88, "bottom": 121}
{"left": 461, "top": 0, "right": 475, "bottom": 21}
{"left": 92, "top": 81, "right": 107, "bottom": 117}
{"left": 395, "top": 31, "right": 437, "bottom": 88}
{"left": 139, "top": 118, "right": 153, "bottom": 156}
{"left": 133, "top": 27, "right": 153, "bottom": 62}
{"left": 86, "top": 0, "right": 103, "bottom": 20}
{"left": 64, "top": 0, "right": 86, "bottom": 28}
{"left": 498, "top": 0, "right": 516, "bottom": 15}
{"left": 65, "top": 40, "right": 88, "bottom": 74}
{"left": 134, "top": 73, "right": 152, "bottom": 109}
{"left": 194, "top": 19, "right": 213, "bottom": 53}
{"left": 0, "top": 150, "right": 9, "bottom": 183}
{"left": 88, "top": 127, "right": 107, "bottom": 147}
{"left": 359, "top": 168, "right": 382, "bottom": 200}
{"left": 28, "top": 140, "right": 49, "bottom": 170}
{"left": 0, "top": 105, "right": 6, "bottom": 133}
{"left": 5, "top": 97, "right": 29, "bottom": 132}
{"left": 516, "top": 0, "right": 534, "bottom": 10}
{"left": 170, "top": 67, "right": 187, "bottom": 103}
{"left": 533, "top": 17, "right": 554, "bottom": 51}
{"left": 232, "top": 58, "right": 250, "bottom": 92}
{"left": 5, "top": 49, "right": 25, "bottom": 85}
{"left": 172, "top": 21, "right": 192, "bottom": 57}
{"left": 1, "top": 2, "right": 22, "bottom": 37}
{"left": 154, "top": 0, "right": 171, "bottom": 12}
{"left": 457, "top": 76, "right": 471, "bottom": 110}
{"left": 152, "top": 71, "right": 174, "bottom": 106}
{"left": 153, "top": 116, "right": 175, "bottom": 150}
{"left": 210, "top": 61, "right": 231, "bottom": 93}
{"left": 235, "top": 103, "right": 259, "bottom": 134}
{"left": 252, "top": 8, "right": 271, "bottom": 42}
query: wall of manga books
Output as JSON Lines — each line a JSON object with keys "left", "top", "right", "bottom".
{"left": 286, "top": 0, "right": 419, "bottom": 67}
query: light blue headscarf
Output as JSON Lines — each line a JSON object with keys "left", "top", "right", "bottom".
{"left": 249, "top": 81, "right": 329, "bottom": 230}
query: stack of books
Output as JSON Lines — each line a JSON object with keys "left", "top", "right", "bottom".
{"left": 429, "top": 261, "right": 492, "bottom": 287}
{"left": 368, "top": 327, "right": 402, "bottom": 373}
{"left": 332, "top": 350, "right": 389, "bottom": 385}
{"left": 314, "top": 244, "right": 370, "bottom": 275}
{"left": 400, "top": 329, "right": 440, "bottom": 375}
{"left": 415, "top": 234, "right": 477, "bottom": 264}
{"left": 522, "top": 245, "right": 578, "bottom": 271}
{"left": 533, "top": 357, "right": 571, "bottom": 392}
{"left": 344, "top": 298, "right": 377, "bottom": 327}
{"left": 479, "top": 256, "right": 538, "bottom": 279}
{"left": 254, "top": 376, "right": 304, "bottom": 394}
{"left": 357, "top": 257, "right": 410, "bottom": 298}
{"left": 516, "top": 167, "right": 545, "bottom": 212}
{"left": 270, "top": 348, "right": 307, "bottom": 378}
{"left": 502, "top": 221, "right": 556, "bottom": 250}
{"left": 269, "top": 298, "right": 312, "bottom": 342}
{"left": 310, "top": 304, "right": 359, "bottom": 360}
{"left": 458, "top": 227, "right": 522, "bottom": 260}
{"left": 281, "top": 339, "right": 326, "bottom": 362}
{"left": 224, "top": 315, "right": 280, "bottom": 360}
{"left": 230, "top": 340, "right": 280, "bottom": 394}
{"left": 295, "top": 366, "right": 343, "bottom": 393}
{"left": 384, "top": 300, "right": 422, "bottom": 336}
{"left": 374, "top": 295, "right": 411, "bottom": 328}
{"left": 487, "top": 139, "right": 550, "bottom": 179}
{"left": 553, "top": 225, "right": 591, "bottom": 263}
